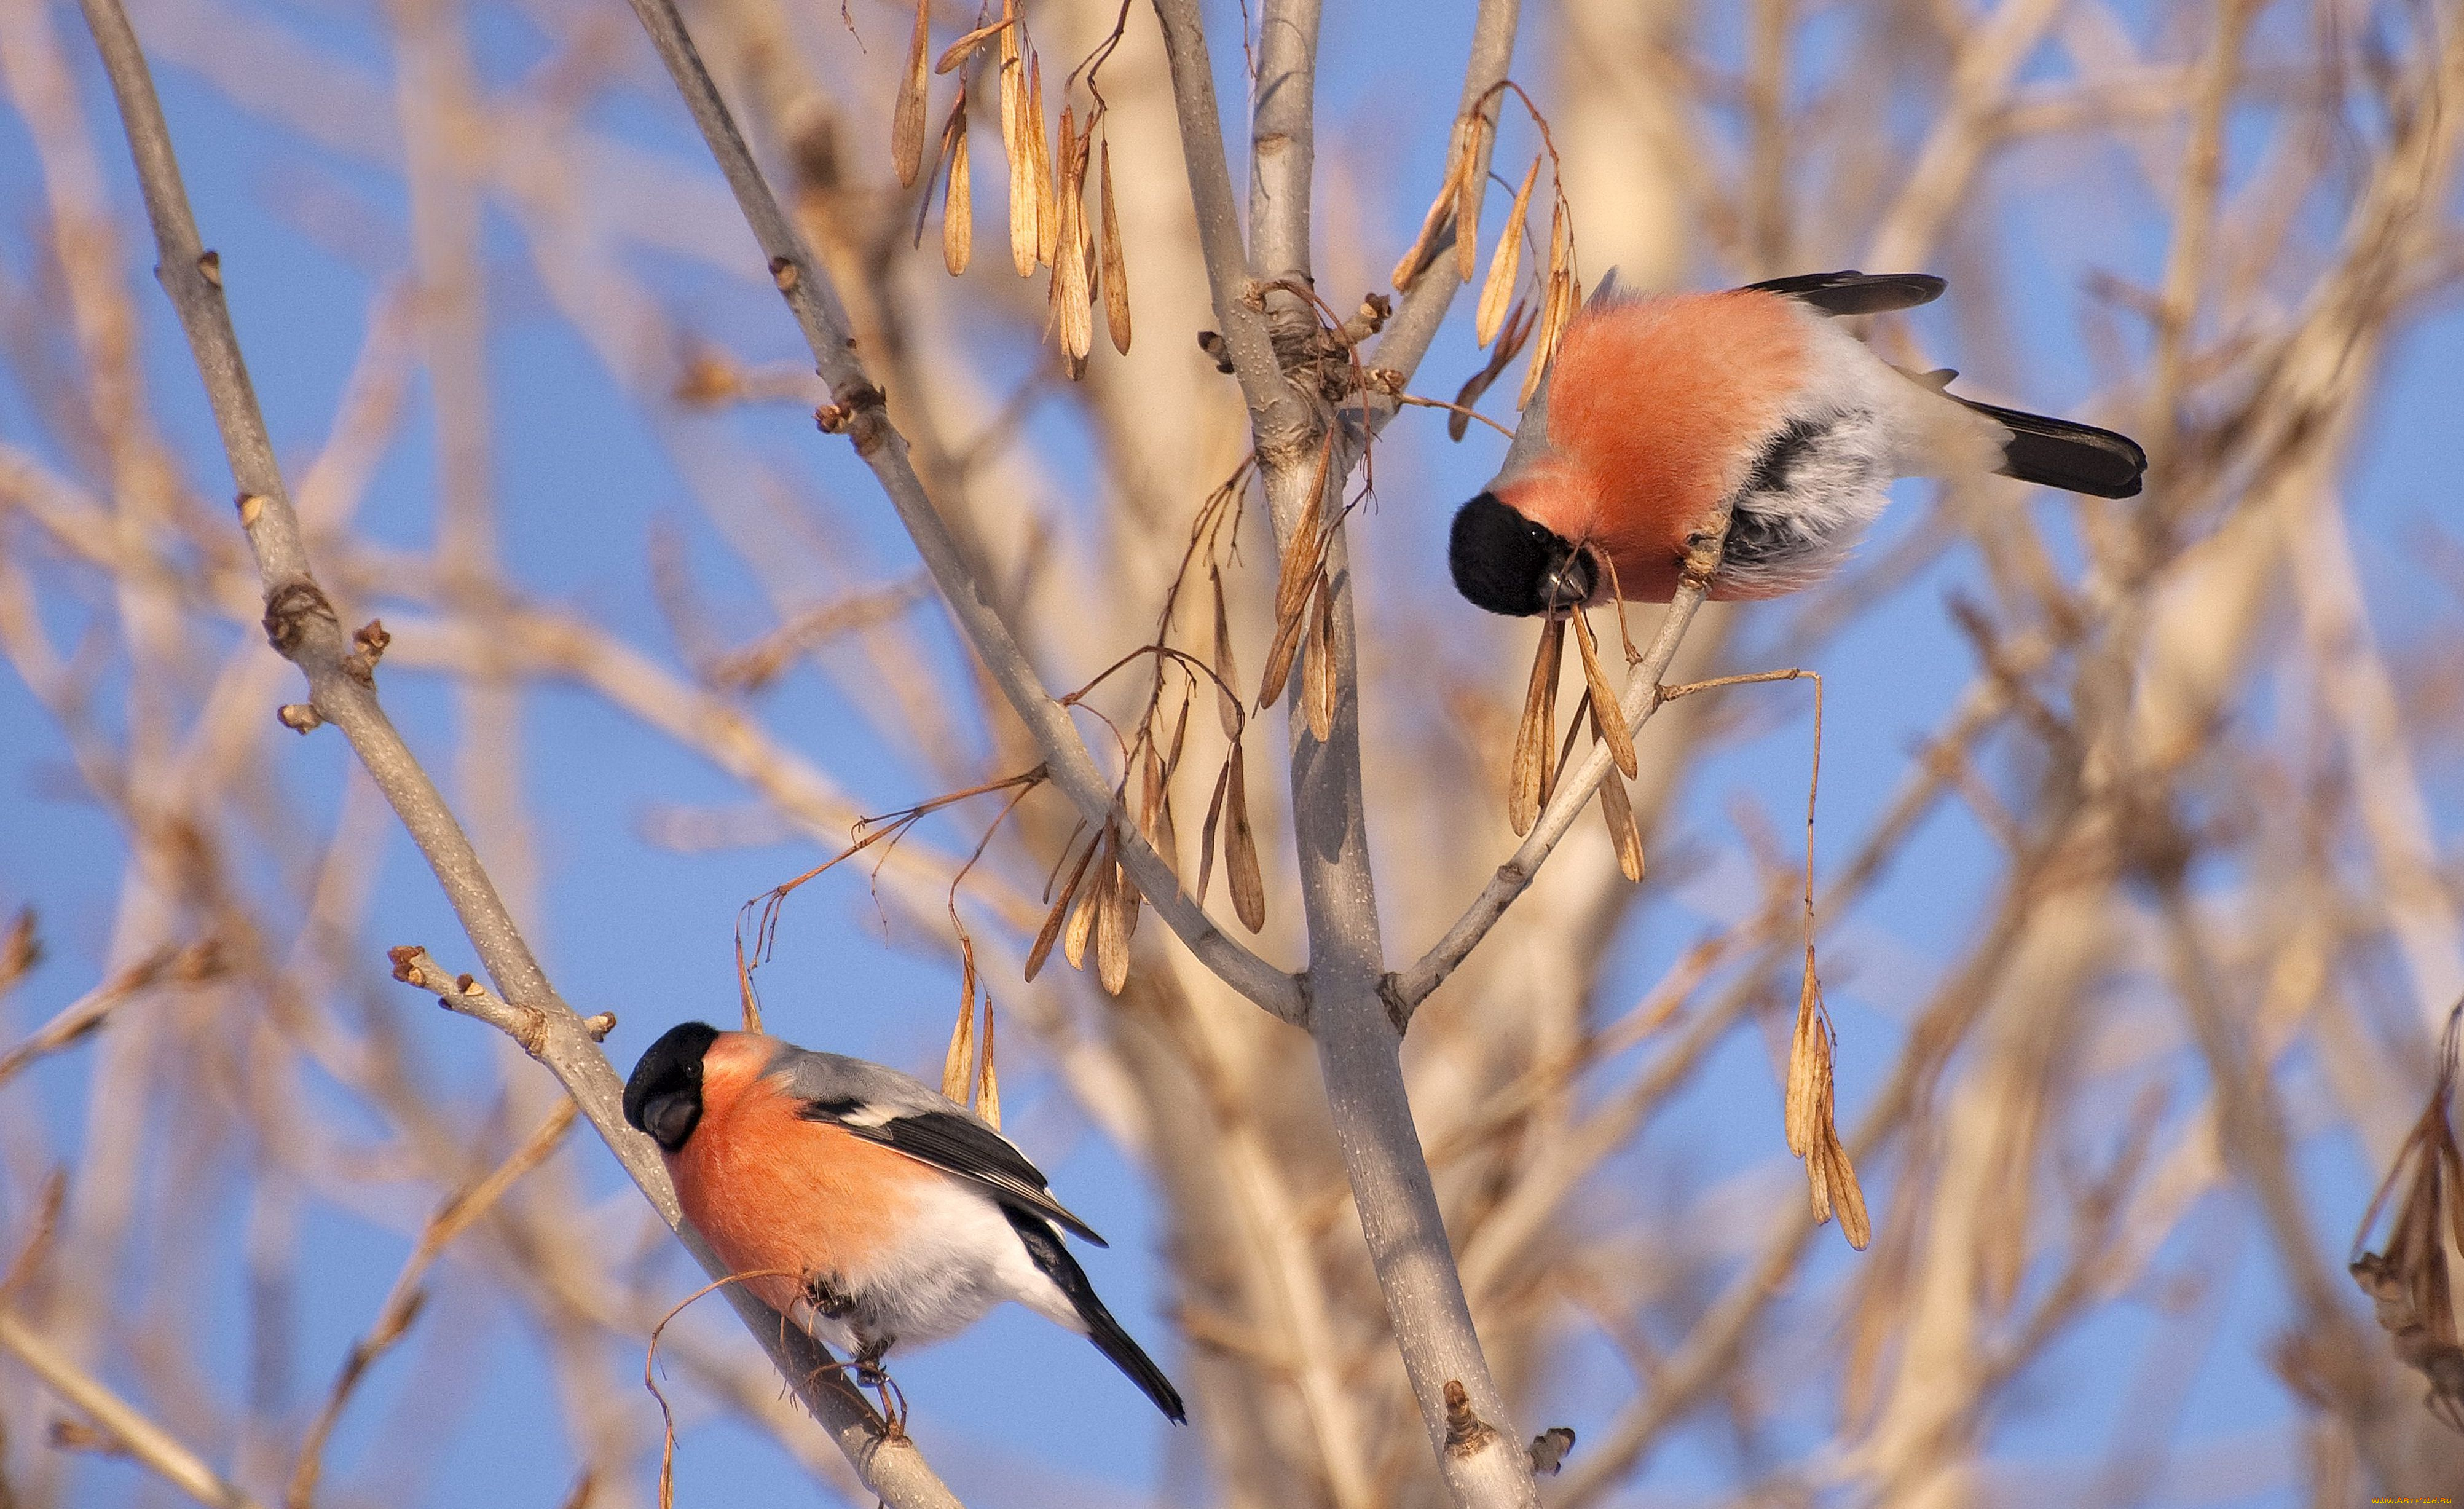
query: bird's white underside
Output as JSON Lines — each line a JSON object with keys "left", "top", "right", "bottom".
{"left": 789, "top": 1167, "right": 1084, "bottom": 1355}
{"left": 1714, "top": 306, "right": 2009, "bottom": 593}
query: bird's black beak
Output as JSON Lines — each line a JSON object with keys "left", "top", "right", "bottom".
{"left": 642, "top": 1090, "right": 701, "bottom": 1151}
{"left": 1541, "top": 547, "right": 1597, "bottom": 612}
{"left": 625, "top": 1020, "right": 719, "bottom": 1151}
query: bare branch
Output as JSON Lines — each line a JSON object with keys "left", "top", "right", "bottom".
{"left": 0, "top": 939, "right": 209, "bottom": 1090}
{"left": 617, "top": 0, "right": 1304, "bottom": 1025}
{"left": 1390, "top": 581, "right": 1709, "bottom": 1014}
{"left": 288, "top": 1099, "right": 579, "bottom": 1508}
{"left": 66, "top": 2, "right": 966, "bottom": 1501}
{"left": 1150, "top": 0, "right": 1313, "bottom": 452}
{"left": 0, "top": 1309, "right": 260, "bottom": 1509}
{"left": 1149, "top": 0, "right": 1546, "bottom": 1500}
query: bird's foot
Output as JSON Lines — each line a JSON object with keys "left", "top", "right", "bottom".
{"left": 852, "top": 1337, "right": 908, "bottom": 1440}
{"left": 805, "top": 1272, "right": 857, "bottom": 1320}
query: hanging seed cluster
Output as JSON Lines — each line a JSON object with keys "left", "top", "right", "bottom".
{"left": 939, "top": 945, "right": 1001, "bottom": 1129}
{"left": 1784, "top": 961, "right": 1870, "bottom": 1250}
{"left": 897, "top": 0, "right": 1133, "bottom": 373}
{"left": 2352, "top": 1002, "right": 2464, "bottom": 1432}
{"left": 1020, "top": 462, "right": 1277, "bottom": 998}
{"left": 1394, "top": 82, "right": 1584, "bottom": 431}
{"left": 1504, "top": 606, "right": 1642, "bottom": 883}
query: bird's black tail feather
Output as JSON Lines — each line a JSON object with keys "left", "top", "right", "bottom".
{"left": 1956, "top": 396, "right": 2147, "bottom": 499}
{"left": 1004, "top": 1207, "right": 1187, "bottom": 1423}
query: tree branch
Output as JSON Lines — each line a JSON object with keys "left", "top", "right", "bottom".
{"left": 0, "top": 1309, "right": 260, "bottom": 1509}
{"left": 618, "top": 0, "right": 1304, "bottom": 1026}
{"left": 1149, "top": 0, "right": 1314, "bottom": 455}
{"left": 1247, "top": 0, "right": 1321, "bottom": 332}
{"left": 1155, "top": 0, "right": 1541, "bottom": 1502}
{"left": 68, "top": 2, "right": 963, "bottom": 1502}
{"left": 1361, "top": 0, "right": 1521, "bottom": 397}
{"left": 1390, "top": 581, "right": 1709, "bottom": 1014}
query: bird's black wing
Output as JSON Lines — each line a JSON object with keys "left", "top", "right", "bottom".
{"left": 1743, "top": 270, "right": 1946, "bottom": 316}
{"left": 790, "top": 1076, "right": 1109, "bottom": 1247}
{"left": 1001, "top": 1206, "right": 1185, "bottom": 1422}
{"left": 1956, "top": 397, "right": 2147, "bottom": 498}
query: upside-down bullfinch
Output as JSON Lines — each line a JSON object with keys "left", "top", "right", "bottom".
{"left": 622, "top": 1021, "right": 1185, "bottom": 1423}
{"left": 1448, "top": 270, "right": 2148, "bottom": 612}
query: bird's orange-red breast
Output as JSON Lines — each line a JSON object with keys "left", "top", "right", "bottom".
{"left": 1449, "top": 271, "right": 2147, "bottom": 615}
{"left": 661, "top": 1030, "right": 919, "bottom": 1319}
{"left": 623, "top": 1020, "right": 1186, "bottom": 1422}
{"left": 1521, "top": 289, "right": 1813, "bottom": 602}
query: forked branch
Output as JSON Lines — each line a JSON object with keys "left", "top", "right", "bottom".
{"left": 618, "top": 0, "right": 1303, "bottom": 1026}
{"left": 70, "top": 1, "right": 962, "bottom": 1502}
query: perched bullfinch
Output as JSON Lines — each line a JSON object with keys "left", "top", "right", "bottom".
{"left": 1449, "top": 270, "right": 2148, "bottom": 612}
{"left": 622, "top": 1021, "right": 1186, "bottom": 1423}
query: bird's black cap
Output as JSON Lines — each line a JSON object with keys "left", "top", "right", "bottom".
{"left": 1449, "top": 492, "right": 1592, "bottom": 617}
{"left": 624, "top": 1020, "right": 722, "bottom": 1149}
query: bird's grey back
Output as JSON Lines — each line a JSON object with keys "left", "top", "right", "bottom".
{"left": 769, "top": 1046, "right": 967, "bottom": 1122}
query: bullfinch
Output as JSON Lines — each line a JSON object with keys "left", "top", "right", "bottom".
{"left": 1448, "top": 270, "right": 2148, "bottom": 612}
{"left": 621, "top": 1021, "right": 1186, "bottom": 1423}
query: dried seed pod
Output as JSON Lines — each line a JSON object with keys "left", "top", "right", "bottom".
{"left": 940, "top": 944, "right": 978, "bottom": 1103}
{"left": 1303, "top": 573, "right": 1336, "bottom": 743}
{"left": 1139, "top": 736, "right": 1165, "bottom": 848}
{"left": 1257, "top": 571, "right": 1311, "bottom": 711}
{"left": 1064, "top": 830, "right": 1113, "bottom": 970}
{"left": 1100, "top": 140, "right": 1131, "bottom": 353}
{"left": 1025, "top": 832, "right": 1096, "bottom": 981}
{"left": 1001, "top": 15, "right": 1034, "bottom": 277}
{"left": 1053, "top": 109, "right": 1092, "bottom": 360}
{"left": 1784, "top": 955, "right": 1870, "bottom": 1248}
{"left": 1155, "top": 698, "right": 1188, "bottom": 861}
{"left": 1597, "top": 766, "right": 1643, "bottom": 883}
{"left": 1509, "top": 615, "right": 1566, "bottom": 835}
{"left": 1450, "top": 297, "right": 1533, "bottom": 441}
{"left": 1825, "top": 1131, "right": 1871, "bottom": 1249}
{"left": 1785, "top": 952, "right": 1824, "bottom": 1158}
{"left": 1210, "top": 565, "right": 1242, "bottom": 738}
{"left": 1476, "top": 154, "right": 1540, "bottom": 347}
{"left": 893, "top": 0, "right": 931, "bottom": 187}
{"left": 1519, "top": 200, "right": 1573, "bottom": 409}
{"left": 1029, "top": 52, "right": 1056, "bottom": 268}
{"left": 1454, "top": 114, "right": 1489, "bottom": 283}
{"left": 1273, "top": 447, "right": 1329, "bottom": 625}
{"left": 936, "top": 17, "right": 1014, "bottom": 73}
{"left": 943, "top": 108, "right": 972, "bottom": 275}
{"left": 1224, "top": 744, "right": 1265, "bottom": 932}
{"left": 1196, "top": 758, "right": 1231, "bottom": 905}
{"left": 974, "top": 1002, "right": 1000, "bottom": 1129}
{"left": 1391, "top": 145, "right": 1467, "bottom": 291}
{"left": 1571, "top": 608, "right": 1637, "bottom": 778}
{"left": 1095, "top": 856, "right": 1130, "bottom": 994}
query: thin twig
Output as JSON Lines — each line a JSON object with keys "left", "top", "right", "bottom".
{"left": 1389, "top": 580, "right": 1710, "bottom": 1014}
{"left": 288, "top": 1100, "right": 579, "bottom": 1508}
{"left": 0, "top": 940, "right": 200, "bottom": 1090}
{"left": 618, "top": 0, "right": 1302, "bottom": 1026}
{"left": 66, "top": 5, "right": 964, "bottom": 1503}
{"left": 0, "top": 1310, "right": 261, "bottom": 1509}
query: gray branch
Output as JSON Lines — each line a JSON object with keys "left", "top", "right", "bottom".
{"left": 615, "top": 0, "right": 1304, "bottom": 1026}
{"left": 1362, "top": 0, "right": 1521, "bottom": 396}
{"left": 69, "top": 1, "right": 963, "bottom": 1502}
{"left": 1157, "top": 0, "right": 1548, "bottom": 1502}
{"left": 1388, "top": 582, "right": 1710, "bottom": 1014}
